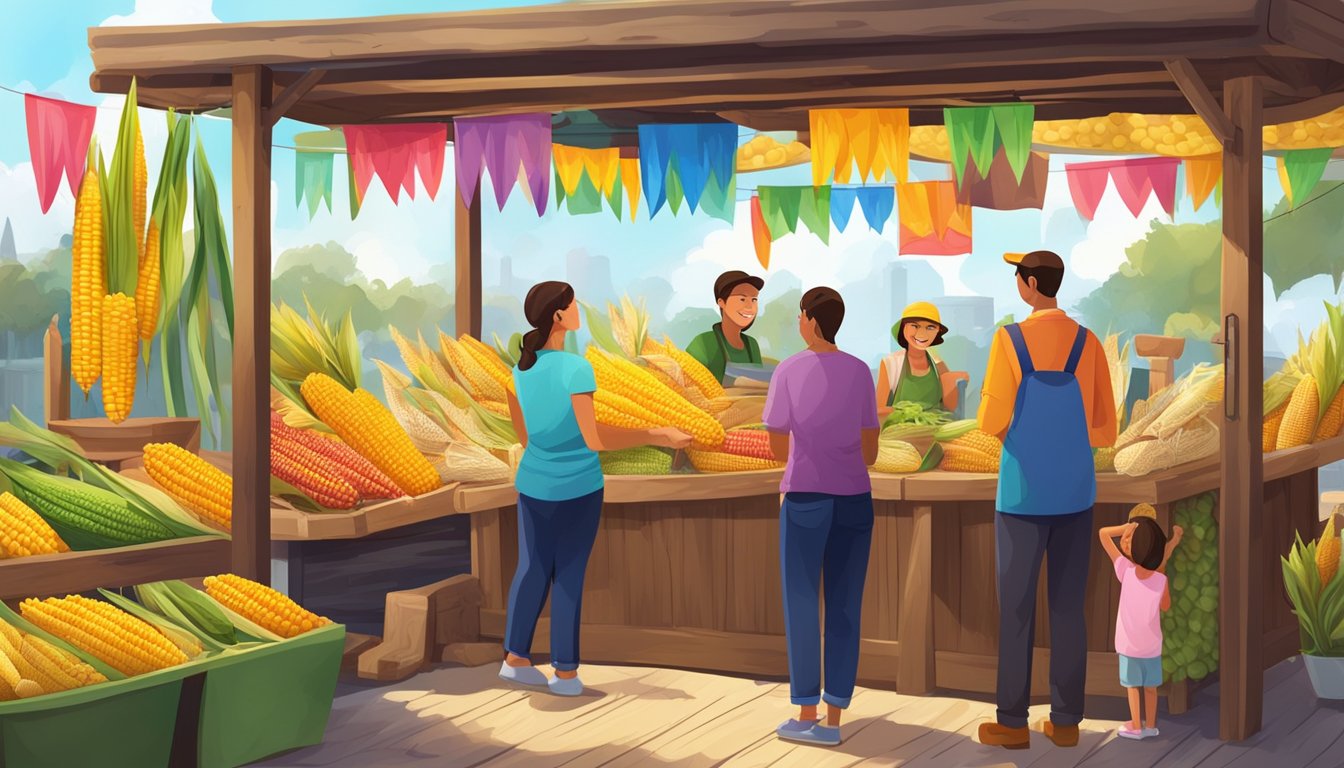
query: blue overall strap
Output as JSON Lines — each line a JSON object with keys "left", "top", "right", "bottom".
{"left": 1004, "top": 323, "right": 1035, "bottom": 375}
{"left": 1064, "top": 326, "right": 1089, "bottom": 375}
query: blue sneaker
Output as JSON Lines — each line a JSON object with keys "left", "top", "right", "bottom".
{"left": 776, "top": 721, "right": 841, "bottom": 746}
{"left": 549, "top": 675, "right": 584, "bottom": 697}
{"left": 498, "top": 661, "right": 548, "bottom": 689}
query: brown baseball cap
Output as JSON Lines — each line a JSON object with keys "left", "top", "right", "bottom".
{"left": 714, "top": 270, "right": 764, "bottom": 301}
{"left": 1004, "top": 250, "right": 1065, "bottom": 270}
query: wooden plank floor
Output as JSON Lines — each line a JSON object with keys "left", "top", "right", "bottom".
{"left": 258, "top": 656, "right": 1343, "bottom": 767}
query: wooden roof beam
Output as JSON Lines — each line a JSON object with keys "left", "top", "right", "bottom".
{"left": 263, "top": 69, "right": 325, "bottom": 127}
{"left": 1166, "top": 58, "right": 1237, "bottom": 144}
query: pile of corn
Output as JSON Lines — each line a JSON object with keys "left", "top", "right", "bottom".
{"left": 0, "top": 617, "right": 107, "bottom": 700}
{"left": 1161, "top": 492, "right": 1219, "bottom": 683}
{"left": 270, "top": 412, "right": 404, "bottom": 508}
{"left": 204, "top": 573, "right": 330, "bottom": 639}
{"left": 687, "top": 428, "right": 782, "bottom": 473}
{"left": 20, "top": 595, "right": 189, "bottom": 678}
{"left": 1264, "top": 304, "right": 1344, "bottom": 452}
{"left": 1113, "top": 365, "right": 1223, "bottom": 477}
{"left": 0, "top": 491, "right": 69, "bottom": 558}
{"left": 737, "top": 133, "right": 810, "bottom": 172}
{"left": 938, "top": 429, "right": 1002, "bottom": 473}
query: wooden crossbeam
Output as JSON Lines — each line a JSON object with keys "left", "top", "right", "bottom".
{"left": 263, "top": 69, "right": 325, "bottom": 127}
{"left": 1166, "top": 58, "right": 1237, "bottom": 144}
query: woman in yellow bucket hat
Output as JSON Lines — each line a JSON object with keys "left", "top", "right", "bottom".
{"left": 876, "top": 301, "right": 970, "bottom": 419}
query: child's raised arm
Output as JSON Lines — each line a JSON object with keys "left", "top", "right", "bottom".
{"left": 1158, "top": 525, "right": 1184, "bottom": 573}
{"left": 1098, "top": 523, "right": 1132, "bottom": 563}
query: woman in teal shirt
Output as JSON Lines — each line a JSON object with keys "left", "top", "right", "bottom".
{"left": 499, "top": 281, "right": 691, "bottom": 697}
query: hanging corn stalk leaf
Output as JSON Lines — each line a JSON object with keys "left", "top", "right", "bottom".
{"left": 104, "top": 79, "right": 140, "bottom": 300}
{"left": 160, "top": 115, "right": 193, "bottom": 416}
{"left": 184, "top": 129, "right": 235, "bottom": 449}
{"left": 144, "top": 111, "right": 191, "bottom": 370}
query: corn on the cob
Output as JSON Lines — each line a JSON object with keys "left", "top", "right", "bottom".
{"left": 14, "top": 679, "right": 44, "bottom": 699}
{"left": 21, "top": 595, "right": 187, "bottom": 677}
{"left": 1095, "top": 445, "right": 1118, "bottom": 472}
{"left": 874, "top": 441, "right": 921, "bottom": 474}
{"left": 377, "top": 360, "right": 452, "bottom": 455}
{"left": 460, "top": 334, "right": 512, "bottom": 376}
{"left": 269, "top": 412, "right": 401, "bottom": 499}
{"left": 587, "top": 348, "right": 725, "bottom": 449}
{"left": 939, "top": 443, "right": 999, "bottom": 472}
{"left": 1264, "top": 402, "right": 1288, "bottom": 452}
{"left": 600, "top": 446, "right": 674, "bottom": 475}
{"left": 142, "top": 442, "right": 232, "bottom": 530}
{"left": 0, "top": 491, "right": 69, "bottom": 557}
{"left": 0, "top": 643, "right": 20, "bottom": 696}
{"left": 440, "top": 333, "right": 505, "bottom": 401}
{"left": 1319, "top": 516, "right": 1340, "bottom": 587}
{"left": 19, "top": 638, "right": 82, "bottom": 692}
{"left": 22, "top": 633, "right": 105, "bottom": 687}
{"left": 593, "top": 389, "right": 665, "bottom": 431}
{"left": 301, "top": 373, "right": 441, "bottom": 496}
{"left": 100, "top": 293, "right": 138, "bottom": 423}
{"left": 951, "top": 429, "right": 1003, "bottom": 458}
{"left": 0, "top": 625, "right": 61, "bottom": 694}
{"left": 1277, "top": 375, "right": 1320, "bottom": 450}
{"left": 722, "top": 429, "right": 776, "bottom": 461}
{"left": 478, "top": 400, "right": 510, "bottom": 418}
{"left": 204, "top": 573, "right": 330, "bottom": 638}
{"left": 1315, "top": 385, "right": 1344, "bottom": 442}
{"left": 136, "top": 219, "right": 161, "bottom": 342}
{"left": 5, "top": 466, "right": 174, "bottom": 545}
{"left": 71, "top": 164, "right": 104, "bottom": 396}
{"left": 132, "top": 123, "right": 147, "bottom": 254}
{"left": 437, "top": 440, "right": 511, "bottom": 483}
{"left": 663, "top": 336, "right": 725, "bottom": 399}
{"left": 686, "top": 449, "right": 783, "bottom": 473}
{"left": 271, "top": 441, "right": 359, "bottom": 509}
{"left": 458, "top": 334, "right": 514, "bottom": 397}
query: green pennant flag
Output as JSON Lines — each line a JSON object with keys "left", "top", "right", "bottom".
{"left": 991, "top": 104, "right": 1035, "bottom": 183}
{"left": 606, "top": 168, "right": 624, "bottom": 221}
{"left": 797, "top": 186, "right": 832, "bottom": 244}
{"left": 346, "top": 154, "right": 362, "bottom": 219}
{"left": 294, "top": 152, "right": 334, "bottom": 219}
{"left": 759, "top": 186, "right": 802, "bottom": 240}
{"left": 666, "top": 165, "right": 685, "bottom": 215}
{"left": 945, "top": 107, "right": 998, "bottom": 186}
{"left": 699, "top": 171, "right": 736, "bottom": 223}
{"left": 555, "top": 167, "right": 567, "bottom": 206}
{"left": 1282, "top": 147, "right": 1334, "bottom": 207}
{"left": 557, "top": 166, "right": 604, "bottom": 215}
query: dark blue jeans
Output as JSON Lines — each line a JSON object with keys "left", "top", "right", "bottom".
{"left": 504, "top": 489, "right": 603, "bottom": 672}
{"left": 994, "top": 508, "right": 1094, "bottom": 728}
{"left": 780, "top": 491, "right": 874, "bottom": 708}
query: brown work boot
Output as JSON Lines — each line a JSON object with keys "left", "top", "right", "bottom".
{"left": 1044, "top": 721, "right": 1080, "bottom": 747}
{"left": 978, "top": 722, "right": 1030, "bottom": 750}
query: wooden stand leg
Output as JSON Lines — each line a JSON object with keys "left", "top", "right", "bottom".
{"left": 357, "top": 574, "right": 482, "bottom": 682}
{"left": 897, "top": 504, "right": 935, "bottom": 694}
{"left": 1167, "top": 678, "right": 1191, "bottom": 715}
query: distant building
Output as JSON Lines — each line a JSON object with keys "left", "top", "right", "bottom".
{"left": 0, "top": 219, "right": 16, "bottom": 263}
{"left": 886, "top": 263, "right": 909, "bottom": 349}
{"left": 565, "top": 249, "right": 615, "bottom": 305}
{"left": 936, "top": 296, "right": 996, "bottom": 346}
{"left": 498, "top": 255, "right": 516, "bottom": 296}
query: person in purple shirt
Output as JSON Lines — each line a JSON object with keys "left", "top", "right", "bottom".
{"left": 763, "top": 287, "right": 880, "bottom": 748}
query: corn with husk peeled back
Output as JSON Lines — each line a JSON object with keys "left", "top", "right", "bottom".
{"left": 0, "top": 491, "right": 69, "bottom": 557}
{"left": 136, "top": 220, "right": 161, "bottom": 343}
{"left": 939, "top": 443, "right": 999, "bottom": 472}
{"left": 1277, "top": 375, "right": 1320, "bottom": 450}
{"left": 458, "top": 334, "right": 515, "bottom": 396}
{"left": 301, "top": 373, "right": 442, "bottom": 496}
{"left": 687, "top": 449, "right": 782, "bottom": 473}
{"left": 204, "top": 573, "right": 330, "bottom": 638}
{"left": 0, "top": 624, "right": 64, "bottom": 697}
{"left": 874, "top": 440, "right": 921, "bottom": 474}
{"left": 71, "top": 160, "right": 104, "bottom": 396}
{"left": 600, "top": 446, "right": 674, "bottom": 475}
{"left": 1316, "top": 385, "right": 1344, "bottom": 442}
{"left": 142, "top": 442, "right": 233, "bottom": 530}
{"left": 100, "top": 293, "right": 139, "bottom": 423}
{"left": 21, "top": 595, "right": 187, "bottom": 677}
{"left": 1318, "top": 516, "right": 1340, "bottom": 587}
{"left": 1264, "top": 402, "right": 1288, "bottom": 452}
{"left": 587, "top": 348, "right": 725, "bottom": 449}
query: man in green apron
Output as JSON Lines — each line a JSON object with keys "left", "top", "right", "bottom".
{"left": 685, "top": 270, "right": 765, "bottom": 384}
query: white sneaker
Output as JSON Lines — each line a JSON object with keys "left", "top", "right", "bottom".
{"left": 1142, "top": 727, "right": 1160, "bottom": 738}
{"left": 549, "top": 675, "right": 584, "bottom": 697}
{"left": 498, "top": 661, "right": 548, "bottom": 689}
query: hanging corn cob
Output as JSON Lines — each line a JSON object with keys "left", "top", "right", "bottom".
{"left": 0, "top": 491, "right": 69, "bottom": 558}
{"left": 100, "top": 292, "right": 139, "bottom": 423}
{"left": 142, "top": 442, "right": 232, "bottom": 530}
{"left": 21, "top": 595, "right": 188, "bottom": 677}
{"left": 136, "top": 220, "right": 161, "bottom": 347}
{"left": 204, "top": 573, "right": 330, "bottom": 639}
{"left": 70, "top": 143, "right": 105, "bottom": 397}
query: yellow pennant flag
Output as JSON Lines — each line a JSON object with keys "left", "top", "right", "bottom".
{"left": 620, "top": 158, "right": 640, "bottom": 220}
{"left": 810, "top": 108, "right": 909, "bottom": 186}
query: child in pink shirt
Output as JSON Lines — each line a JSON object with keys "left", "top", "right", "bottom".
{"left": 1099, "top": 508, "right": 1183, "bottom": 741}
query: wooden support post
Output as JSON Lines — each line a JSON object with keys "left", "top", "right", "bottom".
{"left": 43, "top": 315, "right": 68, "bottom": 424}
{"left": 455, "top": 178, "right": 482, "bottom": 338}
{"left": 897, "top": 504, "right": 935, "bottom": 694}
{"left": 231, "top": 65, "right": 273, "bottom": 583}
{"left": 1218, "top": 75, "right": 1264, "bottom": 742}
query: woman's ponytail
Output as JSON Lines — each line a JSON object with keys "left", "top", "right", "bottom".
{"left": 517, "top": 281, "right": 576, "bottom": 371}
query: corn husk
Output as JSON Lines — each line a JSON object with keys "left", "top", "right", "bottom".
{"left": 715, "top": 396, "right": 767, "bottom": 428}
{"left": 436, "top": 439, "right": 510, "bottom": 483}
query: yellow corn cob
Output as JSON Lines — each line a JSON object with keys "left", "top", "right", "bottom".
{"left": 1114, "top": 439, "right": 1177, "bottom": 477}
{"left": 100, "top": 293, "right": 138, "bottom": 423}
{"left": 142, "top": 442, "right": 232, "bottom": 530}
{"left": 71, "top": 164, "right": 104, "bottom": 396}
{"left": 951, "top": 429, "right": 1002, "bottom": 458}
{"left": 444, "top": 335, "right": 506, "bottom": 402}
{"left": 458, "top": 335, "right": 515, "bottom": 397}
{"left": 204, "top": 573, "right": 330, "bottom": 638}
{"left": 0, "top": 624, "right": 61, "bottom": 694}
{"left": 0, "top": 491, "right": 69, "bottom": 557}
{"left": 416, "top": 333, "right": 457, "bottom": 392}
{"left": 663, "top": 336, "right": 725, "bottom": 399}
{"left": 20, "top": 595, "right": 187, "bottom": 677}
{"left": 1318, "top": 516, "right": 1340, "bottom": 587}
{"left": 460, "top": 335, "right": 512, "bottom": 376}
{"left": 19, "top": 638, "right": 82, "bottom": 692}
{"left": 874, "top": 441, "right": 921, "bottom": 474}
{"left": 1315, "top": 385, "right": 1344, "bottom": 442}
{"left": 14, "top": 680, "right": 43, "bottom": 699}
{"left": 389, "top": 327, "right": 427, "bottom": 382}
{"left": 301, "top": 373, "right": 442, "bottom": 496}
{"left": 22, "top": 633, "right": 105, "bottom": 687}
{"left": 1264, "top": 402, "right": 1288, "bottom": 452}
{"left": 0, "top": 619, "right": 18, "bottom": 649}
{"left": 1277, "top": 375, "right": 1320, "bottom": 450}
{"left": 479, "top": 400, "right": 510, "bottom": 418}
{"left": 132, "top": 124, "right": 146, "bottom": 252}
{"left": 587, "top": 348, "right": 725, "bottom": 449}
{"left": 594, "top": 389, "right": 665, "bottom": 431}
{"left": 136, "top": 219, "right": 161, "bottom": 342}
{"left": 686, "top": 449, "right": 783, "bottom": 473}
{"left": 938, "top": 443, "right": 999, "bottom": 473}
{"left": 0, "top": 644, "right": 20, "bottom": 694}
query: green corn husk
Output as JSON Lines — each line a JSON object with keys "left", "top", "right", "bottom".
{"left": 933, "top": 419, "right": 979, "bottom": 441}
{"left": 600, "top": 447, "right": 674, "bottom": 476}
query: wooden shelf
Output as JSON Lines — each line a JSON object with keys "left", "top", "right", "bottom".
{"left": 271, "top": 483, "right": 461, "bottom": 541}
{"left": 0, "top": 537, "right": 231, "bottom": 600}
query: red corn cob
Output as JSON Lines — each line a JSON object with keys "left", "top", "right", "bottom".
{"left": 721, "top": 429, "right": 776, "bottom": 460}
{"left": 270, "top": 411, "right": 402, "bottom": 499}
{"left": 270, "top": 448, "right": 359, "bottom": 509}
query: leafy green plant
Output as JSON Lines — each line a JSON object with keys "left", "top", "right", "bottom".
{"left": 1283, "top": 522, "right": 1344, "bottom": 657}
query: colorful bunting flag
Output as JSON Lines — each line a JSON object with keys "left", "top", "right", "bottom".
{"left": 637, "top": 123, "right": 737, "bottom": 220}
{"left": 830, "top": 187, "right": 859, "bottom": 232}
{"left": 897, "top": 181, "right": 972, "bottom": 256}
{"left": 1064, "top": 157, "right": 1179, "bottom": 220}
{"left": 944, "top": 104, "right": 1035, "bottom": 185}
{"left": 750, "top": 195, "right": 771, "bottom": 270}
{"left": 1277, "top": 147, "right": 1334, "bottom": 206}
{"left": 346, "top": 154, "right": 363, "bottom": 220}
{"left": 620, "top": 158, "right": 640, "bottom": 220}
{"left": 698, "top": 172, "right": 737, "bottom": 224}
{"left": 956, "top": 150, "right": 1049, "bottom": 210}
{"left": 856, "top": 187, "right": 895, "bottom": 234}
{"left": 809, "top": 109, "right": 910, "bottom": 186}
{"left": 342, "top": 124, "right": 447, "bottom": 205}
{"left": 24, "top": 94, "right": 96, "bottom": 214}
{"left": 294, "top": 151, "right": 333, "bottom": 219}
{"left": 1184, "top": 154, "right": 1221, "bottom": 212}
{"left": 554, "top": 166, "right": 603, "bottom": 215}
{"left": 758, "top": 187, "right": 831, "bottom": 244}
{"left": 553, "top": 145, "right": 620, "bottom": 199}
{"left": 454, "top": 114, "right": 552, "bottom": 215}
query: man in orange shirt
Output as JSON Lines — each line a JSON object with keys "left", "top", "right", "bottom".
{"left": 976, "top": 250, "right": 1117, "bottom": 751}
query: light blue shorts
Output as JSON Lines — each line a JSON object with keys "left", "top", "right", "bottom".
{"left": 1119, "top": 654, "right": 1163, "bottom": 688}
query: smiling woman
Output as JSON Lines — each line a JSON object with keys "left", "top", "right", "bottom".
{"left": 877, "top": 301, "right": 971, "bottom": 418}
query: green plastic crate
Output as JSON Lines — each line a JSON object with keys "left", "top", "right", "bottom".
{"left": 194, "top": 623, "right": 346, "bottom": 768}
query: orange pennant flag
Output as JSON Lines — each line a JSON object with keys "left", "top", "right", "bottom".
{"left": 751, "top": 195, "right": 771, "bottom": 269}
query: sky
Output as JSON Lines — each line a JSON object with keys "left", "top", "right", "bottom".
{"left": 0, "top": 0, "right": 1336, "bottom": 364}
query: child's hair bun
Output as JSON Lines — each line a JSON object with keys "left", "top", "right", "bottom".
{"left": 1129, "top": 503, "right": 1157, "bottom": 521}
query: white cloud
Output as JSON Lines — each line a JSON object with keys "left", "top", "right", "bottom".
{"left": 100, "top": 0, "right": 220, "bottom": 27}
{"left": 1067, "top": 185, "right": 1169, "bottom": 282}
{"left": 0, "top": 162, "right": 76, "bottom": 256}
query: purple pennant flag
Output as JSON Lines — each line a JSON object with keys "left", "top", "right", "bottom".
{"left": 454, "top": 113, "right": 552, "bottom": 216}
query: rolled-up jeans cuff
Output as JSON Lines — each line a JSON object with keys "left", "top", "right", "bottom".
{"left": 551, "top": 660, "right": 579, "bottom": 672}
{"left": 822, "top": 691, "right": 852, "bottom": 709}
{"left": 504, "top": 648, "right": 530, "bottom": 662}
{"left": 997, "top": 711, "right": 1029, "bottom": 729}
{"left": 790, "top": 694, "right": 822, "bottom": 706}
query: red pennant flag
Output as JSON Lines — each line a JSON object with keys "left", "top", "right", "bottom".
{"left": 25, "top": 94, "right": 96, "bottom": 214}
{"left": 342, "top": 124, "right": 448, "bottom": 204}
